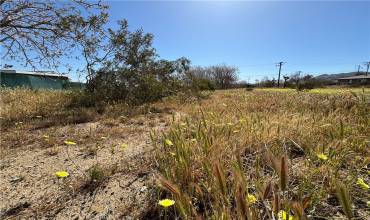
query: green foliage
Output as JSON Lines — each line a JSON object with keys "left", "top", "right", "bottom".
{"left": 335, "top": 181, "right": 353, "bottom": 219}
{"left": 83, "top": 20, "right": 195, "bottom": 105}
{"left": 88, "top": 164, "right": 106, "bottom": 183}
{"left": 190, "top": 78, "right": 216, "bottom": 91}
{"left": 87, "top": 59, "right": 187, "bottom": 105}
{"left": 258, "top": 73, "right": 327, "bottom": 89}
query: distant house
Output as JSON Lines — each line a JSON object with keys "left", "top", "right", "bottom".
{"left": 337, "top": 74, "right": 370, "bottom": 85}
{"left": 0, "top": 69, "right": 84, "bottom": 89}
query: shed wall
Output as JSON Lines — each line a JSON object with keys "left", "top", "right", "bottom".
{"left": 1, "top": 73, "right": 67, "bottom": 89}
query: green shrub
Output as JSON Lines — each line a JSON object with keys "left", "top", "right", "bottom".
{"left": 88, "top": 164, "right": 106, "bottom": 183}
{"left": 191, "top": 78, "right": 215, "bottom": 91}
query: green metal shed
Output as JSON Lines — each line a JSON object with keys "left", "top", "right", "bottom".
{"left": 0, "top": 69, "right": 83, "bottom": 90}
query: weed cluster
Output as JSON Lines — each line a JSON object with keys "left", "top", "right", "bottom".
{"left": 154, "top": 89, "right": 369, "bottom": 219}
{"left": 0, "top": 88, "right": 96, "bottom": 128}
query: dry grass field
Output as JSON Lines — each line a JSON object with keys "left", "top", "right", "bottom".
{"left": 0, "top": 87, "right": 369, "bottom": 219}
{"left": 154, "top": 88, "right": 370, "bottom": 219}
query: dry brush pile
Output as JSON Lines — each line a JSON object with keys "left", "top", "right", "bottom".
{"left": 154, "top": 89, "right": 369, "bottom": 219}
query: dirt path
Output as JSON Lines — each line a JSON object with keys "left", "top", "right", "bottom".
{"left": 0, "top": 113, "right": 173, "bottom": 219}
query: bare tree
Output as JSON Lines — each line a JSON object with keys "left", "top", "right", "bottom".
{"left": 209, "top": 64, "right": 239, "bottom": 89}
{"left": 0, "top": 0, "right": 107, "bottom": 71}
{"left": 186, "top": 66, "right": 212, "bottom": 81}
{"left": 289, "top": 71, "right": 302, "bottom": 86}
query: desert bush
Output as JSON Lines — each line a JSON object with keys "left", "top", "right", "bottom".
{"left": 258, "top": 73, "right": 326, "bottom": 90}
{"left": 190, "top": 78, "right": 216, "bottom": 91}
{"left": 87, "top": 61, "right": 186, "bottom": 105}
{"left": 258, "top": 77, "right": 277, "bottom": 87}
{"left": 88, "top": 164, "right": 106, "bottom": 183}
{"left": 83, "top": 19, "right": 193, "bottom": 105}
{"left": 185, "top": 66, "right": 215, "bottom": 91}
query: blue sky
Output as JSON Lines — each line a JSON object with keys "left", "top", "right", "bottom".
{"left": 106, "top": 0, "right": 370, "bottom": 82}
{"left": 4, "top": 1, "right": 370, "bottom": 82}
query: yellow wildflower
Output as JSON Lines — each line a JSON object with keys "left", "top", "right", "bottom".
{"left": 247, "top": 194, "right": 257, "bottom": 204}
{"left": 165, "top": 139, "right": 173, "bottom": 146}
{"left": 120, "top": 143, "right": 127, "bottom": 150}
{"left": 278, "top": 210, "right": 293, "bottom": 220}
{"left": 64, "top": 141, "right": 76, "bottom": 145}
{"left": 356, "top": 178, "right": 369, "bottom": 190}
{"left": 190, "top": 138, "right": 197, "bottom": 142}
{"left": 55, "top": 171, "right": 69, "bottom": 178}
{"left": 317, "top": 153, "right": 328, "bottom": 161}
{"left": 158, "top": 199, "right": 175, "bottom": 207}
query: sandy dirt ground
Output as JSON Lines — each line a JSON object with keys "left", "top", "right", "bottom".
{"left": 0, "top": 112, "right": 174, "bottom": 219}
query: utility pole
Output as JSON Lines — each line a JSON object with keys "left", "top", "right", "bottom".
{"left": 357, "top": 65, "right": 361, "bottom": 74}
{"left": 364, "top": 61, "right": 370, "bottom": 76}
{"left": 276, "top": 62, "right": 286, "bottom": 87}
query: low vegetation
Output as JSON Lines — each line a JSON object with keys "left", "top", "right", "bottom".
{"left": 154, "top": 88, "right": 369, "bottom": 219}
{"left": 0, "top": 88, "right": 96, "bottom": 128}
{"left": 0, "top": 87, "right": 369, "bottom": 219}
{"left": 2, "top": 1, "right": 368, "bottom": 218}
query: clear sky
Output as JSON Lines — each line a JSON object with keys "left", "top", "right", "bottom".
{"left": 3, "top": 1, "right": 370, "bottom": 82}
{"left": 105, "top": 0, "right": 370, "bottom": 82}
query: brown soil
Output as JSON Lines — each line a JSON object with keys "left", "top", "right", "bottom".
{"left": 0, "top": 112, "right": 174, "bottom": 219}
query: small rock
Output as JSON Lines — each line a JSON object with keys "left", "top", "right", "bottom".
{"left": 139, "top": 186, "right": 147, "bottom": 193}
{"left": 10, "top": 176, "right": 24, "bottom": 184}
